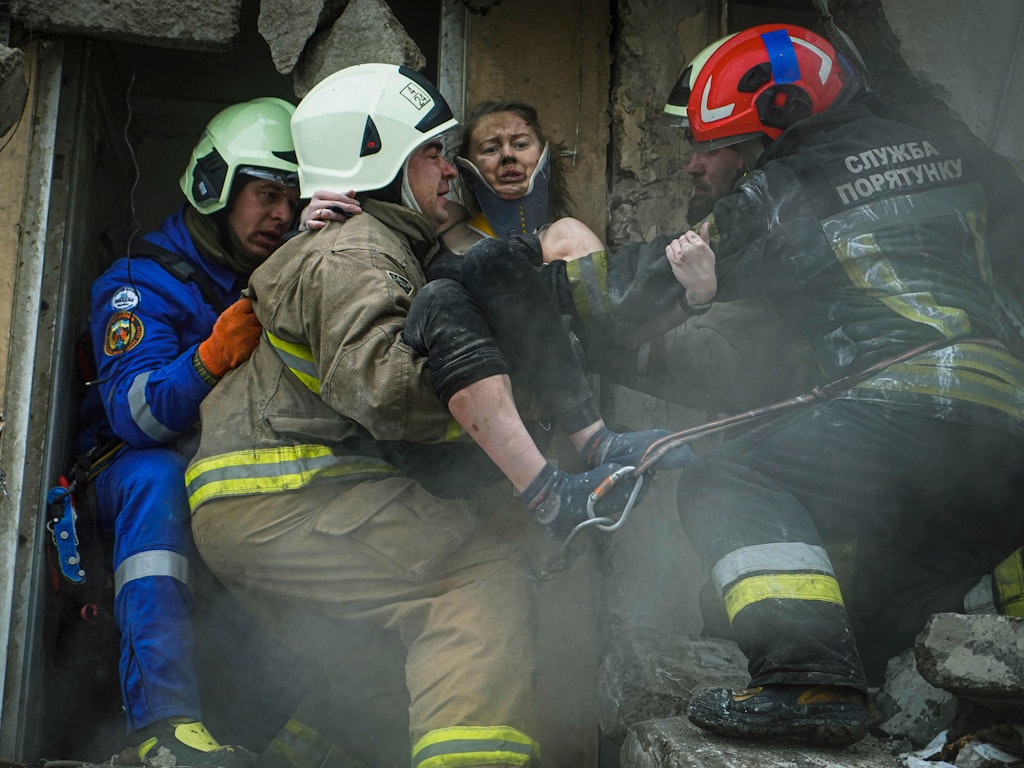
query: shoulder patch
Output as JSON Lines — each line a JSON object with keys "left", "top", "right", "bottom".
{"left": 385, "top": 270, "right": 414, "bottom": 296}
{"left": 104, "top": 311, "right": 145, "bottom": 356}
{"left": 111, "top": 285, "right": 140, "bottom": 311}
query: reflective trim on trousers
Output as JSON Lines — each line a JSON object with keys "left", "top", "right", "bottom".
{"left": 723, "top": 572, "right": 846, "bottom": 624}
{"left": 114, "top": 549, "right": 190, "bottom": 598}
{"left": 712, "top": 542, "right": 834, "bottom": 592}
{"left": 412, "top": 725, "right": 540, "bottom": 768}
{"left": 713, "top": 542, "right": 843, "bottom": 625}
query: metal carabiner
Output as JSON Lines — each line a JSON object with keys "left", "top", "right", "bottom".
{"left": 538, "top": 469, "right": 646, "bottom": 579}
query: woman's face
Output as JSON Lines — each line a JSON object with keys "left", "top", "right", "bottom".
{"left": 466, "top": 111, "right": 544, "bottom": 200}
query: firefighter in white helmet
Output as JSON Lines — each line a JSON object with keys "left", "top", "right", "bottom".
{"left": 186, "top": 64, "right": 549, "bottom": 768}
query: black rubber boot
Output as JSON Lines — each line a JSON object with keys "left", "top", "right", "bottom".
{"left": 686, "top": 684, "right": 868, "bottom": 747}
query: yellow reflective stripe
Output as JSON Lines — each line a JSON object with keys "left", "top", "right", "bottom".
{"left": 264, "top": 718, "right": 364, "bottom": 768}
{"left": 412, "top": 725, "right": 540, "bottom": 768}
{"left": 994, "top": 547, "right": 1024, "bottom": 618}
{"left": 845, "top": 342, "right": 1024, "bottom": 420}
{"left": 185, "top": 444, "right": 398, "bottom": 511}
{"left": 445, "top": 420, "right": 465, "bottom": 441}
{"left": 931, "top": 342, "right": 1024, "bottom": 389}
{"left": 965, "top": 208, "right": 993, "bottom": 288}
{"left": 833, "top": 234, "right": 970, "bottom": 340}
{"left": 266, "top": 330, "right": 320, "bottom": 394}
{"left": 564, "top": 250, "right": 609, "bottom": 326}
{"left": 723, "top": 573, "right": 845, "bottom": 623}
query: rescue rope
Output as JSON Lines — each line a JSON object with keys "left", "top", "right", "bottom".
{"left": 539, "top": 336, "right": 1002, "bottom": 578}
{"left": 633, "top": 336, "right": 1002, "bottom": 474}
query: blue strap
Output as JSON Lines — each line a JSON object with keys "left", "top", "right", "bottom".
{"left": 760, "top": 29, "right": 800, "bottom": 84}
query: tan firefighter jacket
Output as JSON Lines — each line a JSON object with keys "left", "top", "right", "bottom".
{"left": 185, "top": 200, "right": 465, "bottom": 512}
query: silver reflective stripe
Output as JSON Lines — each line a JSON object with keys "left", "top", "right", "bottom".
{"left": 712, "top": 542, "right": 834, "bottom": 594}
{"left": 963, "top": 575, "right": 997, "bottom": 614}
{"left": 820, "top": 184, "right": 986, "bottom": 245}
{"left": 266, "top": 331, "right": 320, "bottom": 393}
{"left": 128, "top": 370, "right": 182, "bottom": 442}
{"left": 114, "top": 550, "right": 190, "bottom": 597}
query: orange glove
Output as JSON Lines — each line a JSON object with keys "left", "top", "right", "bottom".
{"left": 197, "top": 297, "right": 262, "bottom": 379}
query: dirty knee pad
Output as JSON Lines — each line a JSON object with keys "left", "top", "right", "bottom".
{"left": 401, "top": 278, "right": 508, "bottom": 405}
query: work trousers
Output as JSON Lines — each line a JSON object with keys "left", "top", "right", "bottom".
{"left": 677, "top": 399, "right": 1024, "bottom": 686}
{"left": 191, "top": 476, "right": 539, "bottom": 766}
{"left": 94, "top": 446, "right": 200, "bottom": 732}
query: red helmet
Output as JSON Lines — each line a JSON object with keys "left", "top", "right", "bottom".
{"left": 664, "top": 24, "right": 851, "bottom": 150}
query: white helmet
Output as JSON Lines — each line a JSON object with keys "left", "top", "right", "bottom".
{"left": 180, "top": 97, "right": 299, "bottom": 214}
{"left": 291, "top": 63, "right": 458, "bottom": 197}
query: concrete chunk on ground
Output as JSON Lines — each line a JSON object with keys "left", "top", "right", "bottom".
{"left": 598, "top": 627, "right": 747, "bottom": 744}
{"left": 915, "top": 613, "right": 1024, "bottom": 701}
{"left": 870, "top": 648, "right": 957, "bottom": 748}
{"left": 620, "top": 716, "right": 904, "bottom": 767}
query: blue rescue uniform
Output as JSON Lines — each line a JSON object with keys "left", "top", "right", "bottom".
{"left": 86, "top": 206, "right": 241, "bottom": 731}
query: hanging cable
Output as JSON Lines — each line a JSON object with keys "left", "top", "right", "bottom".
{"left": 988, "top": 1, "right": 1024, "bottom": 148}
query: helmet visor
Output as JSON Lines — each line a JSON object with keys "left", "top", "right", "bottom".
{"left": 691, "top": 131, "right": 765, "bottom": 152}
{"left": 237, "top": 165, "right": 300, "bottom": 189}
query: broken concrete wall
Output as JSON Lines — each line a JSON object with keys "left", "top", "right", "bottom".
{"left": 606, "top": 0, "right": 710, "bottom": 246}
{"left": 0, "top": 45, "right": 27, "bottom": 138}
{"left": 289, "top": 0, "right": 425, "bottom": 97}
{"left": 10, "top": 0, "right": 243, "bottom": 50}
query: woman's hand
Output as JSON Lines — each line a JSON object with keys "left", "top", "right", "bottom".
{"left": 665, "top": 221, "right": 716, "bottom": 306}
{"left": 300, "top": 189, "right": 362, "bottom": 231}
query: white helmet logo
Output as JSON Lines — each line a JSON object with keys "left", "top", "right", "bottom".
{"left": 792, "top": 38, "right": 833, "bottom": 83}
{"left": 401, "top": 83, "right": 431, "bottom": 111}
{"left": 700, "top": 74, "right": 735, "bottom": 124}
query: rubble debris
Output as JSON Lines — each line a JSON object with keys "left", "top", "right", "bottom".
{"left": 871, "top": 648, "right": 957, "bottom": 748}
{"left": 608, "top": 618, "right": 1024, "bottom": 767}
{"left": 258, "top": 0, "right": 347, "bottom": 75}
{"left": 621, "top": 715, "right": 903, "bottom": 767}
{"left": 0, "top": 44, "right": 27, "bottom": 138}
{"left": 290, "top": 0, "right": 424, "bottom": 97}
{"left": 597, "top": 627, "right": 746, "bottom": 744}
{"left": 915, "top": 614, "right": 1024, "bottom": 700}
{"left": 10, "top": 0, "right": 241, "bottom": 50}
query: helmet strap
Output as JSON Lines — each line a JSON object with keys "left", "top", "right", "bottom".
{"left": 454, "top": 143, "right": 551, "bottom": 238}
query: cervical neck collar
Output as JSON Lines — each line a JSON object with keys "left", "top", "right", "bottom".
{"left": 455, "top": 143, "right": 551, "bottom": 238}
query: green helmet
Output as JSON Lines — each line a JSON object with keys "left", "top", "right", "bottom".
{"left": 180, "top": 96, "right": 300, "bottom": 215}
